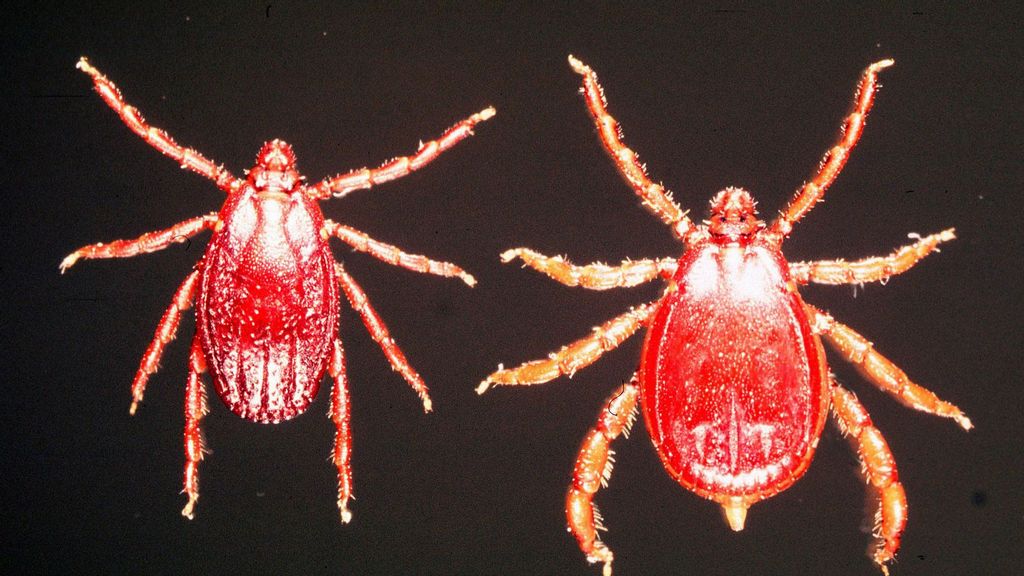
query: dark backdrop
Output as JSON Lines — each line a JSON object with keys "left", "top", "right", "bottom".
{"left": 4, "top": 4, "right": 1021, "bottom": 575}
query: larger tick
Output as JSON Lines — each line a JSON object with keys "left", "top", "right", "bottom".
{"left": 63, "top": 58, "right": 493, "bottom": 521}
{"left": 479, "top": 56, "right": 970, "bottom": 575}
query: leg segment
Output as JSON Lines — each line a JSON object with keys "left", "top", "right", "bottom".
{"left": 501, "top": 248, "right": 676, "bottom": 290}
{"left": 477, "top": 302, "right": 656, "bottom": 394}
{"left": 60, "top": 214, "right": 218, "bottom": 273}
{"left": 807, "top": 304, "right": 972, "bottom": 429}
{"left": 76, "top": 58, "right": 237, "bottom": 191}
{"left": 566, "top": 377, "right": 640, "bottom": 576}
{"left": 568, "top": 56, "right": 694, "bottom": 241}
{"left": 830, "top": 383, "right": 907, "bottom": 574}
{"left": 328, "top": 339, "right": 354, "bottom": 523}
{"left": 769, "top": 59, "right": 894, "bottom": 238}
{"left": 790, "top": 229, "right": 955, "bottom": 285}
{"left": 335, "top": 262, "right": 432, "bottom": 412}
{"left": 312, "top": 107, "right": 496, "bottom": 200}
{"left": 181, "top": 338, "right": 209, "bottom": 519}
{"left": 324, "top": 220, "right": 475, "bottom": 286}
{"left": 125, "top": 270, "right": 202, "bottom": 414}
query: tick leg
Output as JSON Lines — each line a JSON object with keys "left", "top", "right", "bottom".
{"left": 335, "top": 262, "right": 432, "bottom": 412}
{"left": 568, "top": 56, "right": 695, "bottom": 242}
{"left": 324, "top": 220, "right": 475, "bottom": 286}
{"left": 477, "top": 302, "right": 656, "bottom": 394}
{"left": 124, "top": 269, "right": 201, "bottom": 414}
{"left": 60, "top": 214, "right": 218, "bottom": 273}
{"left": 76, "top": 58, "right": 237, "bottom": 191}
{"left": 328, "top": 339, "right": 354, "bottom": 523}
{"left": 769, "top": 59, "right": 894, "bottom": 239}
{"left": 830, "top": 383, "right": 906, "bottom": 574}
{"left": 567, "top": 377, "right": 640, "bottom": 576}
{"left": 501, "top": 248, "right": 676, "bottom": 290}
{"left": 181, "top": 338, "right": 209, "bottom": 520}
{"left": 807, "top": 304, "right": 972, "bottom": 429}
{"left": 790, "top": 229, "right": 955, "bottom": 285}
{"left": 312, "top": 107, "right": 495, "bottom": 200}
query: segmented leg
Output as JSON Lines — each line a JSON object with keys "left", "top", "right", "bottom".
{"left": 830, "top": 383, "right": 906, "bottom": 574}
{"left": 312, "top": 107, "right": 496, "bottom": 200}
{"left": 501, "top": 248, "right": 676, "bottom": 290}
{"left": 124, "top": 270, "right": 202, "bottom": 414}
{"left": 60, "top": 214, "right": 218, "bottom": 273}
{"left": 324, "top": 220, "right": 476, "bottom": 286}
{"left": 335, "top": 262, "right": 432, "bottom": 412}
{"left": 790, "top": 229, "right": 955, "bottom": 285}
{"left": 807, "top": 304, "right": 972, "bottom": 429}
{"left": 181, "top": 338, "right": 209, "bottom": 520}
{"left": 76, "top": 58, "right": 237, "bottom": 191}
{"left": 567, "top": 377, "right": 640, "bottom": 576}
{"left": 769, "top": 59, "right": 894, "bottom": 238}
{"left": 568, "top": 55, "right": 695, "bottom": 241}
{"left": 328, "top": 339, "right": 354, "bottom": 523}
{"left": 477, "top": 302, "right": 656, "bottom": 394}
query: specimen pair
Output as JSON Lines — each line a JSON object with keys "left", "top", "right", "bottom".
{"left": 64, "top": 56, "right": 970, "bottom": 575}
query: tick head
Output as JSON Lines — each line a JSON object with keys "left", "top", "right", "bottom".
{"left": 707, "top": 187, "right": 763, "bottom": 242}
{"left": 249, "top": 140, "right": 302, "bottom": 194}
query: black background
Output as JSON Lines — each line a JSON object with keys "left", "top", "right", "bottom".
{"left": 5, "top": 4, "right": 1022, "bottom": 575}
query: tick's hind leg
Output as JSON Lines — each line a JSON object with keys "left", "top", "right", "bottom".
{"left": 76, "top": 58, "right": 236, "bottom": 190}
{"left": 568, "top": 56, "right": 695, "bottom": 241}
{"left": 789, "top": 229, "right": 955, "bottom": 285}
{"left": 567, "top": 376, "right": 640, "bottom": 576}
{"left": 501, "top": 248, "right": 676, "bottom": 290}
{"left": 477, "top": 302, "right": 656, "bottom": 394}
{"left": 335, "top": 262, "right": 432, "bottom": 412}
{"left": 770, "top": 59, "right": 894, "bottom": 238}
{"left": 807, "top": 304, "right": 972, "bottom": 429}
{"left": 181, "top": 338, "right": 209, "bottom": 519}
{"left": 830, "top": 383, "right": 906, "bottom": 574}
{"left": 328, "top": 339, "right": 354, "bottom": 523}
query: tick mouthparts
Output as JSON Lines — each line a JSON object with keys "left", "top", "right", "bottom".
{"left": 723, "top": 498, "right": 749, "bottom": 531}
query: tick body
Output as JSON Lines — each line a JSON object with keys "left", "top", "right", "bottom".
{"left": 481, "top": 56, "right": 970, "bottom": 575}
{"left": 63, "top": 57, "right": 493, "bottom": 521}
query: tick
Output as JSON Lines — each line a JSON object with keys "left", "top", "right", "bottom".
{"left": 479, "top": 56, "right": 970, "bottom": 575}
{"left": 62, "top": 58, "right": 493, "bottom": 521}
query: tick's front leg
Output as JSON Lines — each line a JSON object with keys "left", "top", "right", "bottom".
{"left": 312, "top": 107, "right": 495, "bottom": 199}
{"left": 181, "top": 338, "right": 209, "bottom": 520}
{"left": 501, "top": 248, "right": 676, "bottom": 290}
{"left": 567, "top": 377, "right": 640, "bottom": 576}
{"left": 568, "top": 55, "right": 694, "bottom": 241}
{"left": 328, "top": 339, "right": 354, "bottom": 523}
{"left": 830, "top": 383, "right": 906, "bottom": 574}
{"left": 477, "top": 302, "right": 655, "bottom": 394}
{"left": 335, "top": 262, "right": 432, "bottom": 412}
{"left": 77, "top": 58, "right": 237, "bottom": 190}
{"left": 60, "top": 214, "right": 218, "bottom": 273}
{"left": 790, "top": 229, "right": 954, "bottom": 285}
{"left": 324, "top": 221, "right": 475, "bottom": 286}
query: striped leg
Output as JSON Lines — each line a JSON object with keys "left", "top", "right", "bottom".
{"left": 790, "top": 229, "right": 954, "bottom": 285}
{"left": 181, "top": 338, "right": 209, "bottom": 519}
{"left": 328, "top": 339, "right": 354, "bottom": 523}
{"left": 501, "top": 248, "right": 676, "bottom": 290}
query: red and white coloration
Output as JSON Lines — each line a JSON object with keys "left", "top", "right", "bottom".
{"left": 479, "top": 56, "right": 970, "bottom": 575}
{"left": 63, "top": 57, "right": 493, "bottom": 521}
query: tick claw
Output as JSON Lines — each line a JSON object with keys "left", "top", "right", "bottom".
{"left": 475, "top": 380, "right": 492, "bottom": 395}
{"left": 181, "top": 496, "right": 197, "bottom": 520}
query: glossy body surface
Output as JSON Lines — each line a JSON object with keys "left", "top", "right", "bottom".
{"left": 640, "top": 235, "right": 829, "bottom": 511}
{"left": 481, "top": 57, "right": 970, "bottom": 575}
{"left": 63, "top": 57, "right": 492, "bottom": 520}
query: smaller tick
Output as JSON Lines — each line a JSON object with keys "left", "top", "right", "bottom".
{"left": 480, "top": 56, "right": 969, "bottom": 575}
{"left": 63, "top": 58, "right": 494, "bottom": 522}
